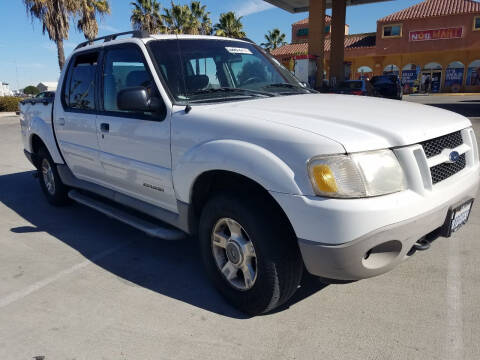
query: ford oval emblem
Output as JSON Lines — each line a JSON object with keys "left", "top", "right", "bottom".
{"left": 449, "top": 151, "right": 460, "bottom": 163}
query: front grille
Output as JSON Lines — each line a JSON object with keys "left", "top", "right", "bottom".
{"left": 421, "top": 131, "right": 463, "bottom": 158}
{"left": 430, "top": 154, "right": 466, "bottom": 184}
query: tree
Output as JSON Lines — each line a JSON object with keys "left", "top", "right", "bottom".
{"left": 75, "top": 0, "right": 110, "bottom": 41}
{"left": 261, "top": 28, "right": 286, "bottom": 52}
{"left": 162, "top": 2, "right": 192, "bottom": 34}
{"left": 24, "top": 0, "right": 111, "bottom": 70}
{"left": 23, "top": 0, "right": 71, "bottom": 70}
{"left": 214, "top": 11, "right": 246, "bottom": 39}
{"left": 130, "top": 0, "right": 165, "bottom": 34}
{"left": 189, "top": 1, "right": 212, "bottom": 35}
{"left": 162, "top": 1, "right": 212, "bottom": 35}
{"left": 24, "top": 85, "right": 40, "bottom": 95}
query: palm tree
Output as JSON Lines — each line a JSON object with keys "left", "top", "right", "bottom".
{"left": 189, "top": 1, "right": 212, "bottom": 35}
{"left": 76, "top": 0, "right": 111, "bottom": 41}
{"left": 214, "top": 11, "right": 246, "bottom": 39}
{"left": 23, "top": 0, "right": 71, "bottom": 70}
{"left": 261, "top": 28, "right": 286, "bottom": 52}
{"left": 162, "top": 2, "right": 192, "bottom": 34}
{"left": 130, "top": 0, "right": 165, "bottom": 34}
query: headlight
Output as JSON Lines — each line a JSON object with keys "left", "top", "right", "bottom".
{"left": 307, "top": 150, "right": 406, "bottom": 198}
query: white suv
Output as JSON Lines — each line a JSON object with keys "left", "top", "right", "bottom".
{"left": 20, "top": 32, "right": 480, "bottom": 315}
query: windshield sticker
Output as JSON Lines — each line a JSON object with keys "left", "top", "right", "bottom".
{"left": 225, "top": 47, "right": 252, "bottom": 55}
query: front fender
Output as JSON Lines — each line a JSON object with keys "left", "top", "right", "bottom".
{"left": 173, "top": 140, "right": 302, "bottom": 203}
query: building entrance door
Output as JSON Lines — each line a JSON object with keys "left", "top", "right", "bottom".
{"left": 421, "top": 70, "right": 442, "bottom": 93}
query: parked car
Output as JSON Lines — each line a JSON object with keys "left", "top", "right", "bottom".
{"left": 21, "top": 91, "right": 56, "bottom": 105}
{"left": 371, "top": 75, "right": 403, "bottom": 100}
{"left": 35, "top": 91, "right": 56, "bottom": 99}
{"left": 331, "top": 80, "right": 375, "bottom": 96}
{"left": 19, "top": 31, "right": 479, "bottom": 315}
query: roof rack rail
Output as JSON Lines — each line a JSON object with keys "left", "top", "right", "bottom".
{"left": 74, "top": 30, "right": 150, "bottom": 50}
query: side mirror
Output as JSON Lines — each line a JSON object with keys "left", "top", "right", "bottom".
{"left": 117, "top": 86, "right": 164, "bottom": 114}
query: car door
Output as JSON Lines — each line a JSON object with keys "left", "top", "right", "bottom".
{"left": 54, "top": 51, "right": 104, "bottom": 183}
{"left": 95, "top": 43, "right": 176, "bottom": 212}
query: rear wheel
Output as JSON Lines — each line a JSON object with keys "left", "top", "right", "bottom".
{"left": 199, "top": 193, "right": 303, "bottom": 315}
{"left": 37, "top": 147, "right": 70, "bottom": 206}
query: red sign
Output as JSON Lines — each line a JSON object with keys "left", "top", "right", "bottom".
{"left": 409, "top": 27, "right": 463, "bottom": 42}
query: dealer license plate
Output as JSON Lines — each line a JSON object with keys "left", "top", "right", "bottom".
{"left": 446, "top": 200, "right": 473, "bottom": 236}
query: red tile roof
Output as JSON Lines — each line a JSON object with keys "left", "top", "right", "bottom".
{"left": 271, "top": 42, "right": 308, "bottom": 57}
{"left": 293, "top": 15, "right": 332, "bottom": 26}
{"left": 270, "top": 33, "right": 376, "bottom": 57}
{"left": 379, "top": 0, "right": 480, "bottom": 22}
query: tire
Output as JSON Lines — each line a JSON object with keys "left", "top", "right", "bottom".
{"left": 37, "top": 146, "right": 70, "bottom": 206}
{"left": 199, "top": 193, "right": 303, "bottom": 315}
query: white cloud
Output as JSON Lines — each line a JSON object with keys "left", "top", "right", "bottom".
{"left": 235, "top": 0, "right": 274, "bottom": 17}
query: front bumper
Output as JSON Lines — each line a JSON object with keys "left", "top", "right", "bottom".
{"left": 271, "top": 163, "right": 479, "bottom": 280}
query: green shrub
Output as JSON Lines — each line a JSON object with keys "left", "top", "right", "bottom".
{"left": 24, "top": 85, "right": 40, "bottom": 96}
{"left": 0, "top": 96, "right": 21, "bottom": 112}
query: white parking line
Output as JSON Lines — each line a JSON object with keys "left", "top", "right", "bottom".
{"left": 445, "top": 238, "right": 464, "bottom": 360}
{"left": 0, "top": 241, "right": 131, "bottom": 309}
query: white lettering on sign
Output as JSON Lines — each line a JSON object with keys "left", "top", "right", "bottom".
{"left": 225, "top": 47, "right": 253, "bottom": 55}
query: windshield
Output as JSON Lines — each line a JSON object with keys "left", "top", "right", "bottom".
{"left": 148, "top": 39, "right": 313, "bottom": 103}
{"left": 337, "top": 81, "right": 363, "bottom": 89}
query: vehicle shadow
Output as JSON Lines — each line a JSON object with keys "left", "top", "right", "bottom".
{"left": 428, "top": 102, "right": 480, "bottom": 117}
{"left": 0, "top": 170, "right": 330, "bottom": 318}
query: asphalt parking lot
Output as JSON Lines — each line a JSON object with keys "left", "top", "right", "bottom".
{"left": 1, "top": 95, "right": 479, "bottom": 360}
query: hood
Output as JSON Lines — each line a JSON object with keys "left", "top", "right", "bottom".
{"left": 203, "top": 94, "right": 471, "bottom": 153}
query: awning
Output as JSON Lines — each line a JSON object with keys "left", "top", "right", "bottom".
{"left": 263, "top": 0, "right": 391, "bottom": 13}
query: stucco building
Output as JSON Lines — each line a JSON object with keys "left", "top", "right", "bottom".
{"left": 271, "top": 0, "right": 480, "bottom": 93}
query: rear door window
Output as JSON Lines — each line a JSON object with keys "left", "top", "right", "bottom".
{"left": 64, "top": 52, "right": 98, "bottom": 110}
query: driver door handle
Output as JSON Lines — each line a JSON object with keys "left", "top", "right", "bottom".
{"left": 57, "top": 117, "right": 65, "bottom": 126}
{"left": 100, "top": 123, "right": 110, "bottom": 133}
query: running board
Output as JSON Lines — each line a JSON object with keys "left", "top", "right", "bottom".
{"left": 68, "top": 190, "right": 186, "bottom": 241}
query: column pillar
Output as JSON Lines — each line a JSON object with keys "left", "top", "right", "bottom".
{"left": 308, "top": 0, "right": 326, "bottom": 88}
{"left": 330, "top": 0, "right": 347, "bottom": 84}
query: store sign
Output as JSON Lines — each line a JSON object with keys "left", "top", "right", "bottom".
{"left": 409, "top": 27, "right": 463, "bottom": 42}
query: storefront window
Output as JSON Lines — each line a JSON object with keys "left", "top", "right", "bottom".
{"left": 474, "top": 16, "right": 480, "bottom": 31}
{"left": 445, "top": 62, "right": 465, "bottom": 90}
{"left": 466, "top": 60, "right": 480, "bottom": 86}
{"left": 383, "top": 64, "right": 399, "bottom": 76}
{"left": 401, "top": 64, "right": 420, "bottom": 93}
{"left": 382, "top": 24, "right": 402, "bottom": 38}
{"left": 357, "top": 66, "right": 373, "bottom": 80}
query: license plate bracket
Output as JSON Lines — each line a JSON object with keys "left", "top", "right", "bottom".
{"left": 442, "top": 199, "right": 474, "bottom": 238}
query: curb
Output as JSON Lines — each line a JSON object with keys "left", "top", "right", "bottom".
{"left": 405, "top": 93, "right": 480, "bottom": 97}
{"left": 0, "top": 112, "right": 17, "bottom": 118}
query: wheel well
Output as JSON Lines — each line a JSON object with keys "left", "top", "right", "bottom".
{"left": 189, "top": 170, "right": 296, "bottom": 238}
{"left": 30, "top": 134, "right": 47, "bottom": 168}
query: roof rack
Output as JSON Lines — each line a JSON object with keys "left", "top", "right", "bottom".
{"left": 74, "top": 30, "right": 150, "bottom": 50}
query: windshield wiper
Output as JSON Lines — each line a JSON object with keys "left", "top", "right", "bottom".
{"left": 263, "top": 83, "right": 316, "bottom": 93}
{"left": 189, "top": 87, "right": 276, "bottom": 98}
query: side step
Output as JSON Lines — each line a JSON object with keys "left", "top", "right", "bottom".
{"left": 68, "top": 190, "right": 186, "bottom": 241}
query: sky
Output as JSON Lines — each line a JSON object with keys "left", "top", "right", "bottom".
{"left": 0, "top": 0, "right": 421, "bottom": 90}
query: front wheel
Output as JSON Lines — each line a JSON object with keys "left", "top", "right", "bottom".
{"left": 37, "top": 147, "right": 70, "bottom": 206}
{"left": 199, "top": 193, "right": 303, "bottom": 315}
